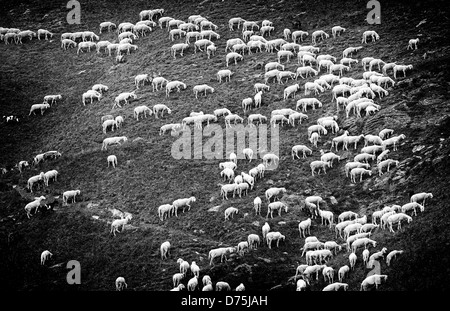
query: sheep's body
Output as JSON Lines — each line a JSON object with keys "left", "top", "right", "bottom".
{"left": 292, "top": 30, "right": 309, "bottom": 43}
{"left": 377, "top": 159, "right": 399, "bottom": 176}
{"left": 216, "top": 281, "right": 231, "bottom": 291}
{"left": 360, "top": 274, "right": 388, "bottom": 291}
{"left": 310, "top": 160, "right": 330, "bottom": 175}
{"left": 226, "top": 52, "right": 243, "bottom": 66}
{"left": 102, "top": 136, "right": 128, "bottom": 150}
{"left": 292, "top": 145, "right": 312, "bottom": 159}
{"left": 166, "top": 81, "right": 187, "bottom": 97}
{"left": 208, "top": 247, "right": 236, "bottom": 265}
{"left": 266, "top": 231, "right": 285, "bottom": 248}
{"left": 217, "top": 69, "right": 232, "bottom": 83}
{"left": 283, "top": 84, "right": 300, "bottom": 100}
{"left": 160, "top": 241, "right": 171, "bottom": 260}
{"left": 29, "top": 103, "right": 50, "bottom": 116}
{"left": 410, "top": 192, "right": 433, "bottom": 208}
{"left": 362, "top": 30, "right": 380, "bottom": 44}
{"left": 386, "top": 213, "right": 413, "bottom": 233}
{"left": 393, "top": 64, "right": 413, "bottom": 79}
{"left": 382, "top": 134, "right": 406, "bottom": 151}
{"left": 401, "top": 202, "right": 424, "bottom": 216}
{"left": 113, "top": 91, "right": 137, "bottom": 108}
{"left": 115, "top": 277, "right": 128, "bottom": 291}
{"left": 224, "top": 207, "right": 239, "bottom": 220}
{"left": 266, "top": 201, "right": 288, "bottom": 218}
{"left": 102, "top": 119, "right": 117, "bottom": 134}
{"left": 172, "top": 197, "right": 196, "bottom": 216}
{"left": 110, "top": 214, "right": 132, "bottom": 236}
{"left": 171, "top": 43, "right": 189, "bottom": 59}
{"left": 25, "top": 196, "right": 47, "bottom": 218}
{"left": 320, "top": 151, "right": 340, "bottom": 167}
{"left": 77, "top": 41, "right": 97, "bottom": 54}
{"left": 107, "top": 155, "right": 118, "bottom": 168}
{"left": 298, "top": 218, "right": 311, "bottom": 238}
{"left": 296, "top": 66, "right": 318, "bottom": 79}
{"left": 386, "top": 250, "right": 404, "bottom": 266}
{"left": 43, "top": 169, "right": 58, "bottom": 186}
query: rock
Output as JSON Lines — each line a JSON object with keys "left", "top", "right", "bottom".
{"left": 208, "top": 206, "right": 220, "bottom": 212}
{"left": 92, "top": 215, "right": 99, "bottom": 220}
{"left": 278, "top": 221, "right": 286, "bottom": 225}
{"left": 252, "top": 221, "right": 260, "bottom": 227}
{"left": 209, "top": 196, "right": 216, "bottom": 203}
{"left": 244, "top": 213, "right": 249, "bottom": 218}
{"left": 266, "top": 179, "right": 274, "bottom": 185}
{"left": 257, "top": 257, "right": 272, "bottom": 264}
{"left": 133, "top": 137, "right": 144, "bottom": 143}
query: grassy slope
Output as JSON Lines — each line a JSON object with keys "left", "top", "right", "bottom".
{"left": 0, "top": 0, "right": 449, "bottom": 291}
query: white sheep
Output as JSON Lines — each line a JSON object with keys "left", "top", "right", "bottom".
{"left": 329, "top": 64, "right": 350, "bottom": 76}
{"left": 176, "top": 258, "right": 190, "bottom": 275}
{"left": 311, "top": 30, "right": 329, "bottom": 44}
{"left": 292, "top": 145, "right": 312, "bottom": 159}
{"left": 43, "top": 169, "right": 58, "bottom": 186}
{"left": 171, "top": 43, "right": 189, "bottom": 59}
{"left": 173, "top": 273, "right": 185, "bottom": 287}
{"left": 292, "top": 30, "right": 309, "bottom": 43}
{"left": 110, "top": 213, "right": 132, "bottom": 236}
{"left": 407, "top": 38, "right": 419, "bottom": 50}
{"left": 208, "top": 247, "right": 236, "bottom": 265}
{"left": 157, "top": 204, "right": 172, "bottom": 221}
{"left": 348, "top": 252, "right": 357, "bottom": 270}
{"left": 296, "top": 66, "right": 318, "bottom": 79}
{"left": 265, "top": 187, "right": 286, "bottom": 202}
{"left": 159, "top": 123, "right": 181, "bottom": 135}
{"left": 342, "top": 46, "right": 363, "bottom": 58}
{"left": 160, "top": 241, "right": 171, "bottom": 260}
{"left": 362, "top": 30, "right": 380, "bottom": 44}
{"left": 277, "top": 50, "right": 294, "bottom": 63}
{"left": 377, "top": 159, "right": 399, "bottom": 176}
{"left": 29, "top": 103, "right": 50, "bottom": 116}
{"left": 99, "top": 22, "right": 116, "bottom": 33}
{"left": 266, "top": 201, "right": 288, "bottom": 218}
{"left": 360, "top": 274, "right": 388, "bottom": 291}
{"left": 193, "top": 84, "right": 214, "bottom": 99}
{"left": 101, "top": 136, "right": 128, "bottom": 151}
{"left": 236, "top": 241, "right": 249, "bottom": 256}
{"left": 224, "top": 207, "right": 239, "bottom": 220}
{"left": 39, "top": 250, "right": 53, "bottom": 266}
{"left": 393, "top": 64, "right": 413, "bottom": 79}
{"left": 299, "top": 218, "right": 312, "bottom": 238}
{"left": 266, "top": 231, "right": 285, "bottom": 249}
{"left": 401, "top": 202, "right": 425, "bottom": 217}
{"left": 289, "top": 112, "right": 308, "bottom": 127}
{"left": 386, "top": 250, "right": 404, "bottom": 266}
{"left": 187, "top": 276, "right": 199, "bottom": 291}
{"left": 320, "top": 151, "right": 340, "bottom": 168}
{"left": 166, "top": 81, "right": 187, "bottom": 97}
{"left": 310, "top": 160, "right": 330, "bottom": 176}
{"left": 343, "top": 134, "right": 365, "bottom": 150}
{"left": 27, "top": 172, "right": 45, "bottom": 193}
{"left": 62, "top": 190, "right": 81, "bottom": 206}
{"left": 220, "top": 183, "right": 237, "bottom": 200}
{"left": 350, "top": 167, "right": 372, "bottom": 183}
{"left": 304, "top": 82, "right": 325, "bottom": 95}
{"left": 337, "top": 265, "right": 350, "bottom": 282}
{"left": 115, "top": 277, "right": 128, "bottom": 291}
{"left": 386, "top": 213, "right": 413, "bottom": 233}
{"left": 270, "top": 115, "right": 289, "bottom": 128}
{"left": 382, "top": 134, "right": 406, "bottom": 151}
{"left": 378, "top": 128, "right": 394, "bottom": 140}
{"left": 107, "top": 155, "right": 118, "bottom": 168}
{"left": 77, "top": 41, "right": 97, "bottom": 54}
{"left": 113, "top": 91, "right": 137, "bottom": 108}
{"left": 410, "top": 192, "right": 433, "bottom": 208}
{"left": 283, "top": 84, "right": 300, "bottom": 100}
{"left": 226, "top": 52, "right": 243, "bottom": 66}
{"left": 61, "top": 38, "right": 77, "bottom": 50}
{"left": 25, "top": 196, "right": 47, "bottom": 218}
{"left": 215, "top": 281, "right": 231, "bottom": 291}
{"left": 217, "top": 69, "right": 233, "bottom": 83}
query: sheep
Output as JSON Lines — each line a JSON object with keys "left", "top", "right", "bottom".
{"left": 77, "top": 41, "right": 97, "bottom": 54}
{"left": 321, "top": 266, "right": 335, "bottom": 284}
{"left": 216, "top": 281, "right": 231, "bottom": 291}
{"left": 225, "top": 52, "right": 243, "bottom": 67}
{"left": 27, "top": 172, "right": 45, "bottom": 193}
{"left": 386, "top": 250, "right": 404, "bottom": 266}
{"left": 260, "top": 25, "right": 274, "bottom": 37}
{"left": 102, "top": 119, "right": 117, "bottom": 134}
{"left": 157, "top": 204, "right": 173, "bottom": 221}
{"left": 329, "top": 64, "right": 350, "bottom": 77}
{"left": 160, "top": 241, "right": 171, "bottom": 260}
{"left": 166, "top": 81, "right": 187, "bottom": 97}
{"left": 82, "top": 31, "right": 99, "bottom": 42}
{"left": 264, "top": 187, "right": 286, "bottom": 203}
{"left": 189, "top": 261, "right": 200, "bottom": 278}
{"left": 208, "top": 247, "right": 236, "bottom": 265}
{"left": 309, "top": 160, "right": 329, "bottom": 176}
{"left": 43, "top": 169, "right": 58, "bottom": 186}
{"left": 401, "top": 202, "right": 425, "bottom": 217}
{"left": 266, "top": 231, "right": 285, "bottom": 249}
{"left": 172, "top": 197, "right": 196, "bottom": 216}
{"left": 343, "top": 134, "right": 365, "bottom": 151}
{"left": 381, "top": 62, "right": 397, "bottom": 75}
{"left": 292, "top": 30, "right": 309, "bottom": 43}
{"left": 311, "top": 30, "right": 329, "bottom": 44}
{"left": 158, "top": 16, "right": 174, "bottom": 29}
{"left": 361, "top": 144, "right": 385, "bottom": 155}
{"left": 99, "top": 22, "right": 116, "bottom": 33}
{"left": 382, "top": 134, "right": 406, "bottom": 151}
{"left": 393, "top": 64, "right": 413, "bottom": 79}
{"left": 299, "top": 218, "right": 312, "bottom": 238}
{"left": 386, "top": 213, "right": 413, "bottom": 233}
{"left": 110, "top": 213, "right": 132, "bottom": 236}
{"left": 289, "top": 112, "right": 309, "bottom": 127}
{"left": 257, "top": 164, "right": 266, "bottom": 178}
{"left": 277, "top": 50, "right": 294, "bottom": 63}
{"left": 283, "top": 84, "right": 300, "bottom": 100}
{"left": 410, "top": 192, "right": 433, "bottom": 209}
{"left": 266, "top": 201, "right": 288, "bottom": 218}
{"left": 270, "top": 115, "right": 289, "bottom": 128}
{"left": 115, "top": 277, "right": 128, "bottom": 291}
{"left": 347, "top": 252, "right": 357, "bottom": 270}
{"left": 29, "top": 103, "right": 50, "bottom": 116}
{"left": 224, "top": 207, "right": 239, "bottom": 220}
{"left": 261, "top": 153, "right": 279, "bottom": 169}
{"left": 219, "top": 161, "right": 237, "bottom": 171}
{"left": 362, "top": 30, "right": 380, "bottom": 44}
{"left": 319, "top": 151, "right": 340, "bottom": 168}
{"left": 62, "top": 190, "right": 81, "bottom": 206}
{"left": 228, "top": 17, "right": 246, "bottom": 31}
{"left": 303, "top": 264, "right": 326, "bottom": 283}
{"left": 350, "top": 167, "right": 372, "bottom": 183}
{"left": 201, "top": 30, "right": 220, "bottom": 41}
{"left": 173, "top": 272, "right": 185, "bottom": 287}
{"left": 292, "top": 145, "right": 312, "bottom": 160}
{"left": 192, "top": 84, "right": 214, "bottom": 99}
{"left": 113, "top": 91, "right": 136, "bottom": 108}
{"left": 406, "top": 37, "right": 420, "bottom": 50}
{"left": 175, "top": 258, "right": 190, "bottom": 276}
{"left": 220, "top": 168, "right": 235, "bottom": 182}
{"left": 324, "top": 241, "right": 342, "bottom": 256}
{"left": 360, "top": 274, "right": 388, "bottom": 291}
{"left": 377, "top": 159, "right": 399, "bottom": 176}
{"left": 60, "top": 38, "right": 77, "bottom": 50}
{"left": 106, "top": 155, "right": 118, "bottom": 168}
{"left": 342, "top": 46, "right": 363, "bottom": 58}
{"left": 187, "top": 276, "right": 199, "bottom": 291}
{"left": 171, "top": 43, "right": 189, "bottom": 59}
{"left": 351, "top": 237, "right": 377, "bottom": 254}
{"left": 304, "top": 82, "right": 324, "bottom": 96}
{"left": 296, "top": 66, "right": 318, "bottom": 79}
{"left": 24, "top": 196, "right": 47, "bottom": 218}
{"left": 277, "top": 70, "right": 297, "bottom": 84}
{"left": 101, "top": 136, "right": 128, "bottom": 151}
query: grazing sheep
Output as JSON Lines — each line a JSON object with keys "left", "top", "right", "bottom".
{"left": 208, "top": 247, "right": 236, "bottom": 265}
{"left": 386, "top": 213, "right": 413, "bottom": 233}
{"left": 40, "top": 250, "right": 53, "bottom": 265}
{"left": 43, "top": 170, "right": 58, "bottom": 186}
{"left": 299, "top": 218, "right": 312, "bottom": 238}
{"left": 216, "top": 281, "right": 231, "bottom": 291}
{"left": 410, "top": 192, "right": 433, "bottom": 208}
{"left": 342, "top": 46, "right": 363, "bottom": 58}
{"left": 349, "top": 252, "right": 357, "bottom": 270}
{"left": 362, "top": 30, "right": 380, "bottom": 44}
{"left": 102, "top": 136, "right": 128, "bottom": 151}
{"left": 171, "top": 43, "right": 189, "bottom": 59}
{"left": 360, "top": 274, "right": 388, "bottom": 291}
{"left": 113, "top": 91, "right": 137, "bottom": 108}
{"left": 193, "top": 84, "right": 214, "bottom": 99}
{"left": 29, "top": 103, "right": 50, "bottom": 116}
{"left": 99, "top": 22, "right": 116, "bottom": 33}
{"left": 24, "top": 196, "right": 47, "bottom": 218}
{"left": 311, "top": 30, "right": 329, "bottom": 44}
{"left": 62, "top": 190, "right": 81, "bottom": 206}
{"left": 187, "top": 276, "right": 199, "bottom": 291}
{"left": 152, "top": 104, "right": 172, "bottom": 119}
{"left": 173, "top": 273, "right": 185, "bottom": 287}
{"left": 386, "top": 250, "right": 404, "bottom": 266}
{"left": 266, "top": 231, "right": 285, "bottom": 249}
{"left": 292, "top": 145, "right": 312, "bottom": 159}
{"left": 160, "top": 241, "right": 171, "bottom": 260}
{"left": 310, "top": 161, "right": 330, "bottom": 176}
{"left": 27, "top": 172, "right": 45, "bottom": 193}
{"left": 226, "top": 52, "right": 243, "bottom": 66}
{"left": 393, "top": 64, "right": 413, "bottom": 79}
{"left": 382, "top": 134, "right": 406, "bottom": 151}
{"left": 224, "top": 207, "right": 239, "bottom": 220}
{"left": 107, "top": 155, "right": 117, "bottom": 168}
{"left": 247, "top": 234, "right": 260, "bottom": 250}
{"left": 266, "top": 201, "right": 288, "bottom": 218}
{"left": 166, "top": 81, "right": 187, "bottom": 97}
{"left": 115, "top": 277, "right": 127, "bottom": 291}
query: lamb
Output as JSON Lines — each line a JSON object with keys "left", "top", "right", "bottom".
{"left": 134, "top": 74, "right": 151, "bottom": 89}
{"left": 62, "top": 190, "right": 81, "bottom": 206}
{"left": 266, "top": 201, "right": 288, "bottom": 218}
{"left": 169, "top": 28, "right": 186, "bottom": 41}
{"left": 200, "top": 20, "right": 218, "bottom": 31}
{"left": 292, "top": 145, "right": 312, "bottom": 159}
{"left": 224, "top": 207, "right": 239, "bottom": 220}
{"left": 24, "top": 196, "right": 47, "bottom": 218}
{"left": 166, "top": 81, "right": 187, "bottom": 97}
{"left": 348, "top": 252, "right": 357, "bottom": 270}
{"left": 115, "top": 277, "right": 128, "bottom": 291}
{"left": 260, "top": 25, "right": 274, "bottom": 37}
{"left": 310, "top": 160, "right": 330, "bottom": 176}
{"left": 151, "top": 104, "right": 171, "bottom": 119}
{"left": 43, "top": 169, "right": 58, "bottom": 186}
{"left": 172, "top": 272, "right": 185, "bottom": 288}
{"left": 303, "top": 264, "right": 326, "bottom": 283}
{"left": 360, "top": 274, "right": 388, "bottom": 291}
{"left": 116, "top": 43, "right": 138, "bottom": 55}
{"left": 177, "top": 258, "right": 190, "bottom": 276}
{"left": 283, "top": 84, "right": 300, "bottom": 100}
{"left": 185, "top": 31, "right": 201, "bottom": 44}
{"left": 101, "top": 136, "right": 128, "bottom": 151}
{"left": 92, "top": 84, "right": 109, "bottom": 94}
{"left": 266, "top": 231, "right": 285, "bottom": 249}
{"left": 299, "top": 218, "right": 312, "bottom": 238}
{"left": 242, "top": 20, "right": 259, "bottom": 32}
{"left": 265, "top": 187, "right": 286, "bottom": 202}
{"left": 277, "top": 70, "right": 297, "bottom": 84}
{"left": 382, "top": 134, "right": 406, "bottom": 151}
{"left": 29, "top": 103, "right": 50, "bottom": 116}
{"left": 342, "top": 46, "right": 363, "bottom": 58}
{"left": 351, "top": 237, "right": 377, "bottom": 253}
{"left": 265, "top": 61, "right": 284, "bottom": 73}
{"left": 82, "top": 90, "right": 102, "bottom": 106}
{"left": 201, "top": 30, "right": 220, "bottom": 41}
{"left": 159, "top": 241, "right": 171, "bottom": 260}
{"left": 114, "top": 116, "right": 124, "bottom": 129}
{"left": 82, "top": 31, "right": 99, "bottom": 42}
{"left": 324, "top": 241, "right": 342, "bottom": 256}
{"left": 393, "top": 64, "right": 413, "bottom": 79}
{"left": 190, "top": 261, "right": 200, "bottom": 278}
{"left": 43, "top": 94, "right": 62, "bottom": 106}
{"left": 386, "top": 250, "right": 404, "bottom": 266}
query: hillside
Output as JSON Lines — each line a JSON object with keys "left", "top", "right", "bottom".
{"left": 1, "top": 0, "right": 450, "bottom": 292}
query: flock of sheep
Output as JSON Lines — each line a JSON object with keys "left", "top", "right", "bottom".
{"left": 0, "top": 2, "right": 431, "bottom": 291}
